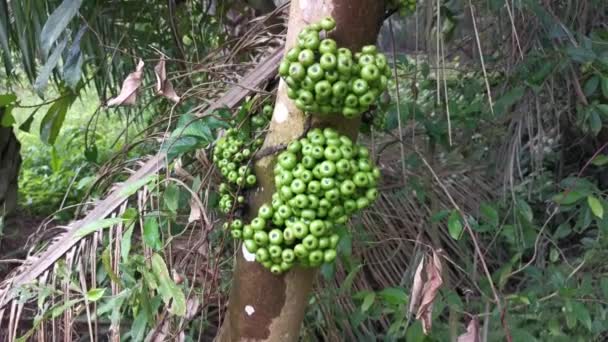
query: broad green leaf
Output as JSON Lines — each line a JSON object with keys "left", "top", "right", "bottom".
{"left": 494, "top": 86, "right": 524, "bottom": 116}
{"left": 565, "top": 46, "right": 596, "bottom": 63}
{"left": 516, "top": 198, "right": 533, "bottom": 222}
{"left": 591, "top": 154, "right": 608, "bottom": 166}
{"left": 361, "top": 291, "right": 375, "bottom": 312}
{"left": 18, "top": 107, "right": 39, "bottom": 133}
{"left": 583, "top": 75, "right": 599, "bottom": 96}
{"left": 121, "top": 225, "right": 134, "bottom": 263}
{"left": 431, "top": 209, "right": 450, "bottom": 223}
{"left": 51, "top": 298, "right": 81, "bottom": 318}
{"left": 571, "top": 302, "right": 592, "bottom": 331}
{"left": 480, "top": 203, "right": 499, "bottom": 227}
{"left": 85, "top": 288, "right": 105, "bottom": 302}
{"left": 40, "top": 0, "right": 83, "bottom": 57}
{"left": 1, "top": 109, "right": 14, "bottom": 127}
{"left": 597, "top": 104, "right": 608, "bottom": 119}
{"left": 91, "top": 289, "right": 130, "bottom": 319}
{"left": 320, "top": 262, "right": 335, "bottom": 281}
{"left": 0, "top": 93, "right": 16, "bottom": 106}
{"left": 549, "top": 248, "right": 559, "bottom": 262}
{"left": 602, "top": 77, "right": 608, "bottom": 98}
{"left": 164, "top": 183, "right": 180, "bottom": 214}
{"left": 34, "top": 34, "right": 69, "bottom": 96}
{"left": 130, "top": 310, "right": 148, "bottom": 342}
{"left": 601, "top": 277, "right": 608, "bottom": 299}
{"left": 587, "top": 196, "right": 604, "bottom": 219}
{"left": 553, "top": 191, "right": 586, "bottom": 205}
{"left": 340, "top": 265, "right": 361, "bottom": 294}
{"left": 40, "top": 95, "right": 74, "bottom": 145}
{"left": 76, "top": 218, "right": 124, "bottom": 237}
{"left": 447, "top": 211, "right": 463, "bottom": 240}
{"left": 378, "top": 287, "right": 408, "bottom": 306}
{"left": 143, "top": 217, "right": 162, "bottom": 251}
{"left": 588, "top": 108, "right": 602, "bottom": 136}
{"left": 118, "top": 175, "right": 156, "bottom": 197}
{"left": 151, "top": 253, "right": 186, "bottom": 316}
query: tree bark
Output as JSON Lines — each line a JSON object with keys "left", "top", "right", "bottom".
{"left": 215, "top": 1, "right": 385, "bottom": 341}
{"left": 0, "top": 124, "right": 21, "bottom": 217}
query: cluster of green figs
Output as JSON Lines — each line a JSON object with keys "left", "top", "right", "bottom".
{"left": 214, "top": 17, "right": 385, "bottom": 275}
{"left": 212, "top": 106, "right": 272, "bottom": 214}
{"left": 231, "top": 128, "right": 380, "bottom": 274}
{"left": 278, "top": 17, "right": 391, "bottom": 117}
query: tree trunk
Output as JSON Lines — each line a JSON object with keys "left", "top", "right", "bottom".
{"left": 0, "top": 125, "right": 21, "bottom": 217}
{"left": 215, "top": 1, "right": 385, "bottom": 341}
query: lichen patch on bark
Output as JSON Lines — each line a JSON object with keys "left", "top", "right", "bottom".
{"left": 274, "top": 101, "right": 289, "bottom": 124}
{"left": 242, "top": 244, "right": 256, "bottom": 262}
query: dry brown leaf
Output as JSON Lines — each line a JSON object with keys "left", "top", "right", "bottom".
{"left": 409, "top": 256, "right": 425, "bottom": 315}
{"left": 188, "top": 197, "right": 202, "bottom": 223}
{"left": 106, "top": 59, "right": 145, "bottom": 107}
{"left": 457, "top": 317, "right": 480, "bottom": 342}
{"left": 415, "top": 249, "right": 444, "bottom": 335}
{"left": 185, "top": 297, "right": 200, "bottom": 320}
{"left": 154, "top": 57, "right": 181, "bottom": 103}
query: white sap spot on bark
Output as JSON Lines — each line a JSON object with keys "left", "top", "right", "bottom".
{"left": 245, "top": 305, "right": 255, "bottom": 316}
{"left": 242, "top": 244, "right": 256, "bottom": 262}
{"left": 274, "top": 102, "right": 289, "bottom": 124}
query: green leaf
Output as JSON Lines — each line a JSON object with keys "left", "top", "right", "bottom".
{"left": 34, "top": 34, "right": 69, "bottom": 96}
{"left": 63, "top": 26, "right": 86, "bottom": 89}
{"left": 76, "top": 218, "right": 124, "bottom": 238}
{"left": 92, "top": 289, "right": 129, "bottom": 319}
{"left": 85, "top": 288, "right": 105, "bottom": 302}
{"left": 583, "top": 75, "right": 600, "bottom": 96}
{"left": 119, "top": 175, "right": 156, "bottom": 198}
{"left": 565, "top": 46, "right": 596, "bottom": 63}
{"left": 121, "top": 225, "right": 134, "bottom": 263}
{"left": 601, "top": 77, "right": 608, "bottom": 98}
{"left": 130, "top": 310, "right": 148, "bottom": 342}
{"left": 39, "top": 0, "right": 83, "bottom": 57}
{"left": 164, "top": 183, "right": 180, "bottom": 214}
{"left": 597, "top": 103, "right": 608, "bottom": 116}
{"left": 588, "top": 108, "right": 602, "bottom": 136}
{"left": 101, "top": 247, "right": 121, "bottom": 285}
{"left": 494, "top": 86, "right": 525, "bottom": 116}
{"left": 51, "top": 299, "right": 81, "bottom": 318}
{"left": 447, "top": 211, "right": 463, "bottom": 240}
{"left": 553, "top": 191, "right": 586, "bottom": 205}
{"left": 0, "top": 0, "right": 12, "bottom": 74}
{"left": 0, "top": 93, "right": 16, "bottom": 106}
{"left": 587, "top": 196, "right": 604, "bottom": 219}
{"left": 516, "top": 199, "right": 533, "bottom": 222}
{"left": 1, "top": 109, "right": 14, "bottom": 127}
{"left": 151, "top": 253, "right": 186, "bottom": 316}
{"left": 40, "top": 95, "right": 74, "bottom": 145}
{"left": 361, "top": 291, "right": 375, "bottom": 312}
{"left": 480, "top": 203, "right": 499, "bottom": 226}
{"left": 340, "top": 266, "right": 361, "bottom": 294}
{"left": 378, "top": 287, "right": 408, "bottom": 306}
{"left": 143, "top": 217, "right": 162, "bottom": 251}
{"left": 591, "top": 154, "right": 608, "bottom": 166}
{"left": 571, "top": 302, "right": 592, "bottom": 331}
{"left": 601, "top": 277, "right": 608, "bottom": 299}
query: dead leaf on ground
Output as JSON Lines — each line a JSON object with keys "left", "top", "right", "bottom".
{"left": 106, "top": 59, "right": 145, "bottom": 107}
{"left": 409, "top": 249, "right": 444, "bottom": 335}
{"left": 457, "top": 316, "right": 480, "bottom": 342}
{"left": 154, "top": 57, "right": 181, "bottom": 103}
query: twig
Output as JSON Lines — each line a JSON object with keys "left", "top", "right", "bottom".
{"left": 417, "top": 152, "right": 512, "bottom": 342}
